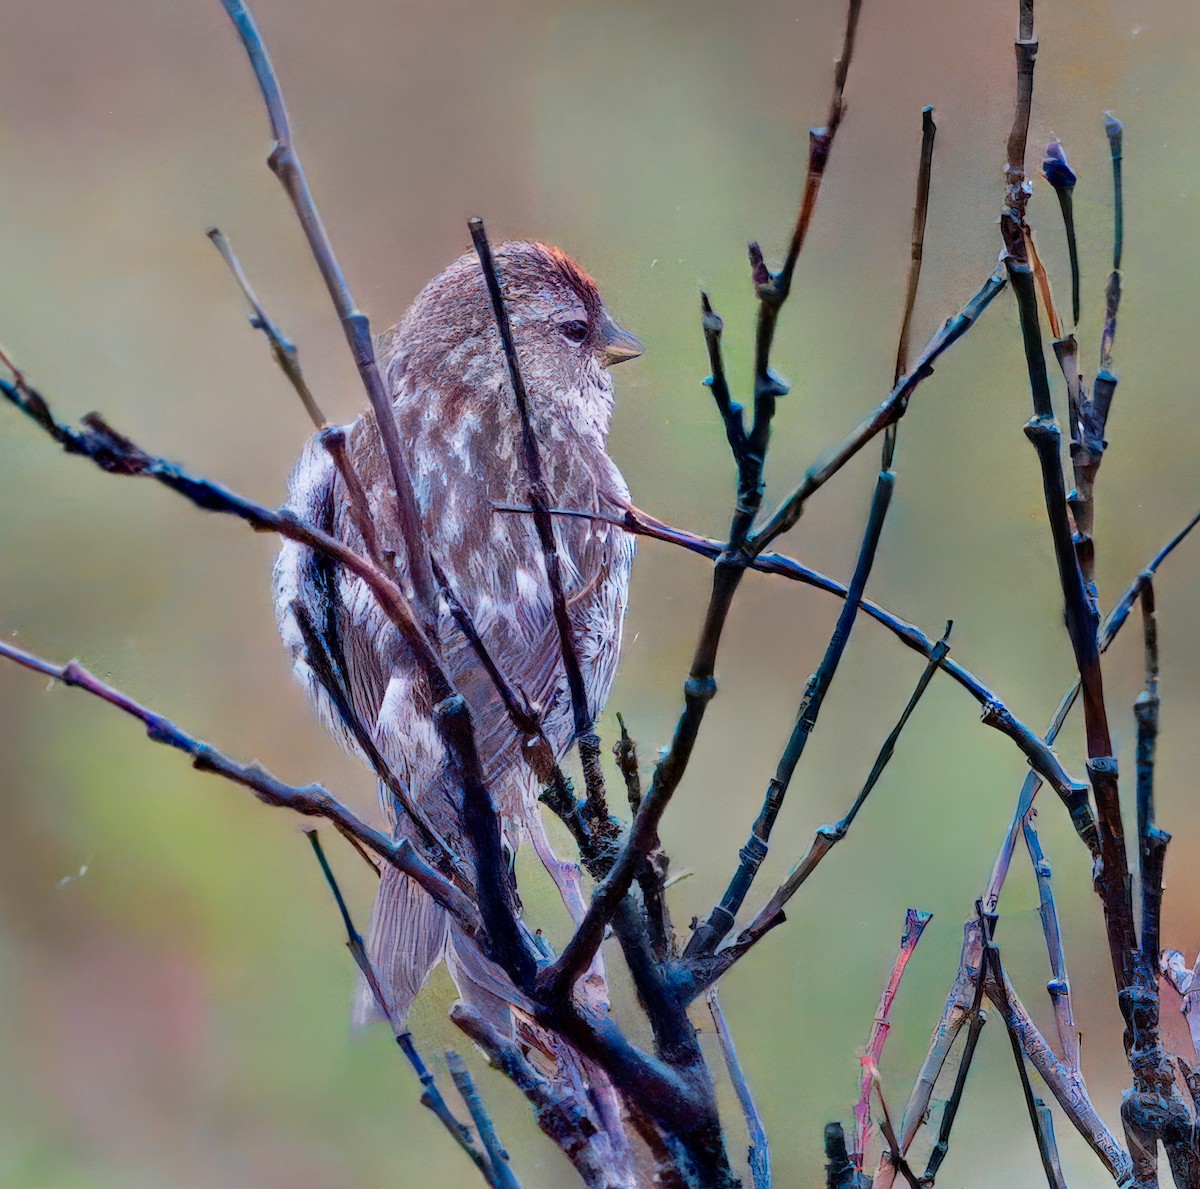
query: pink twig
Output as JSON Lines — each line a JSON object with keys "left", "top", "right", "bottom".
{"left": 853, "top": 909, "right": 932, "bottom": 1169}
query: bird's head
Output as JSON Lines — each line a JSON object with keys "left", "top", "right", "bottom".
{"left": 383, "top": 239, "right": 641, "bottom": 441}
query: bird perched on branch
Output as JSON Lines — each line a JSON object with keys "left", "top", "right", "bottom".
{"left": 273, "top": 240, "right": 641, "bottom": 1028}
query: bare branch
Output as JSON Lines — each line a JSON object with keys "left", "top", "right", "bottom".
{"left": 1100, "top": 113, "right": 1124, "bottom": 371}
{"left": 1023, "top": 812, "right": 1080, "bottom": 1071}
{"left": 1135, "top": 580, "right": 1168, "bottom": 977}
{"left": 291, "top": 603, "right": 467, "bottom": 882}
{"left": 985, "top": 961, "right": 1130, "bottom": 1180}
{"left": 998, "top": 0, "right": 1136, "bottom": 997}
{"left": 218, "top": 0, "right": 436, "bottom": 617}
{"left": 446, "top": 1050, "right": 523, "bottom": 1189}
{"left": 981, "top": 915, "right": 1070, "bottom": 1189}
{"left": 683, "top": 632, "right": 949, "bottom": 992}
{"left": 984, "top": 950, "right": 1123, "bottom": 1180}
{"left": 918, "top": 1007, "right": 988, "bottom": 1184}
{"left": 1042, "top": 140, "right": 1080, "bottom": 327}
{"left": 749, "top": 264, "right": 1007, "bottom": 554}
{"left": 0, "top": 639, "right": 483, "bottom": 938}
{"left": 884, "top": 104, "right": 937, "bottom": 469}
{"left": 853, "top": 909, "right": 933, "bottom": 1170}
{"left": 688, "top": 468, "right": 897, "bottom": 958}
{"left": 468, "top": 217, "right": 592, "bottom": 747}
{"left": 707, "top": 989, "right": 770, "bottom": 1189}
{"left": 206, "top": 225, "right": 326, "bottom": 428}
{"left": 451, "top": 1004, "right": 627, "bottom": 1189}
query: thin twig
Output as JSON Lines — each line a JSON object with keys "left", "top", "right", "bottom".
{"left": 319, "top": 423, "right": 386, "bottom": 568}
{"left": 1041, "top": 140, "right": 1080, "bottom": 327}
{"left": 1022, "top": 812, "right": 1080, "bottom": 1071}
{"left": 614, "top": 713, "right": 641, "bottom": 814}
{"left": 1135, "top": 579, "right": 1168, "bottom": 978}
{"left": 745, "top": 0, "right": 864, "bottom": 520}
{"left": 1101, "top": 113, "right": 1124, "bottom": 371}
{"left": 699, "top": 292, "right": 746, "bottom": 463}
{"left": 682, "top": 628, "right": 949, "bottom": 993}
{"left": 919, "top": 1006, "right": 988, "bottom": 1183}
{"left": 467, "top": 217, "right": 591, "bottom": 746}
{"left": 451, "top": 1004, "right": 622, "bottom": 1189}
{"left": 446, "top": 1050, "right": 523, "bottom": 1189}
{"left": 982, "top": 915, "right": 1072, "bottom": 1189}
{"left": 896, "top": 918, "right": 984, "bottom": 1157}
{"left": 293, "top": 603, "right": 467, "bottom": 882}
{"left": 206, "top": 225, "right": 326, "bottom": 427}
{"left": 748, "top": 264, "right": 1007, "bottom": 554}
{"left": 868, "top": 1077, "right": 921, "bottom": 1189}
{"left": 998, "top": 0, "right": 1136, "bottom": 997}
{"left": 884, "top": 105, "right": 937, "bottom": 469}
{"left": 305, "top": 832, "right": 492, "bottom": 1183}
{"left": 206, "top": 244, "right": 384, "bottom": 566}
{"left": 707, "top": 988, "right": 771, "bottom": 1189}
{"left": 984, "top": 950, "right": 1131, "bottom": 1180}
{"left": 1025, "top": 224, "right": 1063, "bottom": 341}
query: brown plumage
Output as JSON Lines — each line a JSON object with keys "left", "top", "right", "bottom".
{"left": 273, "top": 241, "right": 640, "bottom": 1028}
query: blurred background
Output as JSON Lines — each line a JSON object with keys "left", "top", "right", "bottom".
{"left": 2, "top": 0, "right": 1199, "bottom": 1185}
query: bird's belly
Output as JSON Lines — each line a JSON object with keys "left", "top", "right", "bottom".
{"left": 439, "top": 534, "right": 632, "bottom": 808}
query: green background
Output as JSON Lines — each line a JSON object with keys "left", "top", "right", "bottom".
{"left": 2, "top": 1, "right": 1199, "bottom": 1185}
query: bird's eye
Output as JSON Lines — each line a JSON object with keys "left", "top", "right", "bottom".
{"left": 559, "top": 320, "right": 589, "bottom": 343}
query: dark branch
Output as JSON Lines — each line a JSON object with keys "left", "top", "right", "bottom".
{"left": 293, "top": 604, "right": 467, "bottom": 883}
{"left": 680, "top": 629, "right": 948, "bottom": 995}
{"left": 1135, "top": 579, "right": 1168, "bottom": 976}
{"left": 981, "top": 913, "right": 1069, "bottom": 1189}
{"left": 998, "top": 0, "right": 1136, "bottom": 996}
{"left": 1041, "top": 140, "right": 1080, "bottom": 327}
{"left": 468, "top": 216, "right": 593, "bottom": 747}
{"left": 687, "top": 469, "right": 897, "bottom": 958}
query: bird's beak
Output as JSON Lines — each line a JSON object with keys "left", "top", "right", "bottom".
{"left": 598, "top": 312, "right": 643, "bottom": 368}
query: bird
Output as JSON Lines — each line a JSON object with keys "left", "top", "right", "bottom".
{"left": 273, "top": 239, "right": 641, "bottom": 1030}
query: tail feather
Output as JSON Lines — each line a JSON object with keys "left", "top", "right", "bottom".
{"left": 353, "top": 865, "right": 450, "bottom": 1028}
